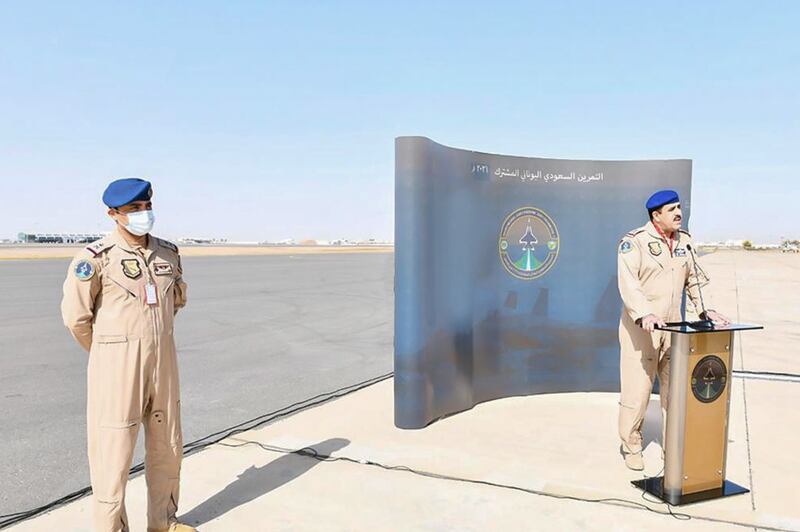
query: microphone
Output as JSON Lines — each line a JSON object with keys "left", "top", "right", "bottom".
{"left": 686, "top": 243, "right": 715, "bottom": 330}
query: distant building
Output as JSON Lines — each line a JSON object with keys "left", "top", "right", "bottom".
{"left": 17, "top": 232, "right": 107, "bottom": 244}
{"left": 260, "top": 238, "right": 296, "bottom": 245}
{"left": 258, "top": 238, "right": 392, "bottom": 246}
{"left": 696, "top": 240, "right": 746, "bottom": 249}
{"left": 781, "top": 243, "right": 800, "bottom": 253}
{"left": 697, "top": 239, "right": 786, "bottom": 250}
{"left": 177, "top": 237, "right": 229, "bottom": 244}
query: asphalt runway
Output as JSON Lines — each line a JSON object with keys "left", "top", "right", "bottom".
{"left": 0, "top": 253, "right": 393, "bottom": 517}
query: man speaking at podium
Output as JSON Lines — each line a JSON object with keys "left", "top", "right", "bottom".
{"left": 616, "top": 189, "right": 730, "bottom": 471}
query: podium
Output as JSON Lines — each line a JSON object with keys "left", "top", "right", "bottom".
{"left": 632, "top": 322, "right": 763, "bottom": 505}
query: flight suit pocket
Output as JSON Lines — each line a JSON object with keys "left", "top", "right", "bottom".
{"left": 105, "top": 273, "right": 140, "bottom": 299}
{"left": 88, "top": 336, "right": 142, "bottom": 431}
{"left": 154, "top": 275, "right": 176, "bottom": 317}
{"left": 148, "top": 410, "right": 168, "bottom": 441}
{"left": 95, "top": 334, "right": 127, "bottom": 344}
{"left": 158, "top": 277, "right": 175, "bottom": 297}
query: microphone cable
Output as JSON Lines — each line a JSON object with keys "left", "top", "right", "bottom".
{"left": 0, "top": 371, "right": 393, "bottom": 529}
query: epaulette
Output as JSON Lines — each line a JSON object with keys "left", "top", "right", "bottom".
{"left": 85, "top": 239, "right": 115, "bottom": 257}
{"left": 678, "top": 229, "right": 691, "bottom": 237}
{"left": 157, "top": 237, "right": 179, "bottom": 254}
{"left": 621, "top": 229, "right": 644, "bottom": 240}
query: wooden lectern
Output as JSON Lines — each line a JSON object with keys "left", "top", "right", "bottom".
{"left": 632, "top": 321, "right": 763, "bottom": 505}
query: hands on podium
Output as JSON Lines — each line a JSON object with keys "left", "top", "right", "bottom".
{"left": 639, "top": 314, "right": 667, "bottom": 332}
{"left": 702, "top": 309, "right": 731, "bottom": 327}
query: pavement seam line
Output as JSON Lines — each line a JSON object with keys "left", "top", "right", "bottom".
{"left": 734, "top": 260, "right": 757, "bottom": 512}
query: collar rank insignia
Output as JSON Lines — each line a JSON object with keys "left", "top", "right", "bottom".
{"left": 154, "top": 262, "right": 173, "bottom": 276}
{"left": 121, "top": 259, "right": 142, "bottom": 279}
{"left": 648, "top": 241, "right": 662, "bottom": 256}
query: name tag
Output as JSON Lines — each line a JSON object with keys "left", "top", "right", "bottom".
{"left": 154, "top": 263, "right": 173, "bottom": 276}
{"left": 674, "top": 248, "right": 687, "bottom": 257}
{"left": 145, "top": 283, "right": 158, "bottom": 305}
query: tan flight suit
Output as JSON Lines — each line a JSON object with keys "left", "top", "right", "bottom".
{"left": 61, "top": 229, "right": 188, "bottom": 532}
{"left": 617, "top": 221, "right": 709, "bottom": 456}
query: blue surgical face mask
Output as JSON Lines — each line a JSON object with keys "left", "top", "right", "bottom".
{"left": 124, "top": 209, "right": 155, "bottom": 236}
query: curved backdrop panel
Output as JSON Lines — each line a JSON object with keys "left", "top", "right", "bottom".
{"left": 394, "top": 137, "right": 692, "bottom": 429}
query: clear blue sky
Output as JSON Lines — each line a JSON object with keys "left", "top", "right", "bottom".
{"left": 1, "top": 1, "right": 797, "bottom": 242}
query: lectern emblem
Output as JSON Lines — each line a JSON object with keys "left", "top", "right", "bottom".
{"left": 691, "top": 355, "right": 728, "bottom": 403}
{"left": 499, "top": 206, "right": 560, "bottom": 280}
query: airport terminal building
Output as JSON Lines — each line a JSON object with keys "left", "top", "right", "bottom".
{"left": 17, "top": 232, "right": 108, "bottom": 244}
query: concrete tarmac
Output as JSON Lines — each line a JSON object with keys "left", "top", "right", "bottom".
{"left": 0, "top": 252, "right": 393, "bottom": 517}
{"left": 12, "top": 249, "right": 800, "bottom": 531}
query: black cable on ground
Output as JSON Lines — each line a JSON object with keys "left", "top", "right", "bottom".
{"left": 182, "top": 372, "right": 392, "bottom": 455}
{"left": 732, "top": 369, "right": 800, "bottom": 381}
{"left": 221, "top": 439, "right": 791, "bottom": 531}
{"left": 2, "top": 367, "right": 793, "bottom": 529}
{"left": 0, "top": 371, "right": 393, "bottom": 529}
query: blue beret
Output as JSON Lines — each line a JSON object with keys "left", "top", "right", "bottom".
{"left": 102, "top": 178, "right": 152, "bottom": 208}
{"left": 646, "top": 189, "right": 679, "bottom": 211}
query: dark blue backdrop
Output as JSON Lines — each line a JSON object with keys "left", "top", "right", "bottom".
{"left": 394, "top": 137, "right": 692, "bottom": 429}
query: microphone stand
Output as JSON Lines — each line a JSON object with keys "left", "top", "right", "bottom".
{"left": 685, "top": 243, "right": 715, "bottom": 330}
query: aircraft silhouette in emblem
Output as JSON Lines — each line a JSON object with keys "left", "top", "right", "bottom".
{"left": 519, "top": 220, "right": 538, "bottom": 250}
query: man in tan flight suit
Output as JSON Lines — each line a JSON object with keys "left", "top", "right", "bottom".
{"left": 61, "top": 178, "right": 195, "bottom": 532}
{"left": 617, "top": 189, "right": 730, "bottom": 470}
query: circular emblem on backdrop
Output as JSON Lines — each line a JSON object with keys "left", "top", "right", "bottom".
{"left": 691, "top": 355, "right": 728, "bottom": 403}
{"left": 498, "top": 206, "right": 560, "bottom": 280}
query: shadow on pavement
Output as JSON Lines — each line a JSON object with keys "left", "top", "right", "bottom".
{"left": 180, "top": 437, "right": 350, "bottom": 527}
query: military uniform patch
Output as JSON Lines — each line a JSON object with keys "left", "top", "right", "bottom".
{"left": 85, "top": 240, "right": 114, "bottom": 257}
{"left": 74, "top": 260, "right": 95, "bottom": 281}
{"left": 121, "top": 259, "right": 142, "bottom": 279}
{"left": 619, "top": 240, "right": 632, "bottom": 254}
{"left": 648, "top": 242, "right": 662, "bottom": 256}
{"left": 154, "top": 262, "right": 173, "bottom": 276}
{"left": 674, "top": 247, "right": 687, "bottom": 257}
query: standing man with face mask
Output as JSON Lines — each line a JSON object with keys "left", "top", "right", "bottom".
{"left": 61, "top": 178, "right": 194, "bottom": 532}
{"left": 616, "top": 189, "right": 730, "bottom": 471}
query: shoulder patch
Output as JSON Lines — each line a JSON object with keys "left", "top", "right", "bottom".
{"left": 619, "top": 240, "right": 633, "bottom": 254}
{"left": 74, "top": 259, "right": 96, "bottom": 281}
{"left": 85, "top": 239, "right": 115, "bottom": 257}
{"left": 157, "top": 238, "right": 179, "bottom": 253}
